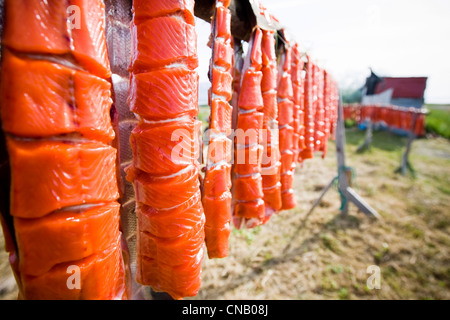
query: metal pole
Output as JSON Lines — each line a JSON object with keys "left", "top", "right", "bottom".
{"left": 335, "top": 94, "right": 350, "bottom": 215}
{"left": 357, "top": 119, "right": 373, "bottom": 153}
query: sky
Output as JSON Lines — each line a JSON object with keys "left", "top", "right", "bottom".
{"left": 196, "top": 0, "right": 450, "bottom": 104}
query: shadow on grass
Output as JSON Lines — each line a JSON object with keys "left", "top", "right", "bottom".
{"left": 345, "top": 128, "right": 407, "bottom": 152}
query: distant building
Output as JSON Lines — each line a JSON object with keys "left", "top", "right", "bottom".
{"left": 362, "top": 70, "right": 427, "bottom": 109}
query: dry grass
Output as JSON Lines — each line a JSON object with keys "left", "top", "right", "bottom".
{"left": 1, "top": 129, "right": 449, "bottom": 300}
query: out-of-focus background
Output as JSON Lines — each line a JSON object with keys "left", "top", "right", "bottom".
{"left": 1, "top": 0, "right": 449, "bottom": 300}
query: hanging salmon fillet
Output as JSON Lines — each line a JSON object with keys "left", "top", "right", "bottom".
{"left": 203, "top": 0, "right": 234, "bottom": 259}
{"left": 314, "top": 67, "right": 325, "bottom": 152}
{"left": 0, "top": 0, "right": 126, "bottom": 300}
{"left": 260, "top": 29, "right": 281, "bottom": 222}
{"left": 291, "top": 44, "right": 306, "bottom": 159}
{"left": 232, "top": 28, "right": 266, "bottom": 229}
{"left": 300, "top": 55, "right": 316, "bottom": 161}
{"left": 277, "top": 41, "right": 297, "bottom": 211}
{"left": 128, "top": 0, "right": 204, "bottom": 300}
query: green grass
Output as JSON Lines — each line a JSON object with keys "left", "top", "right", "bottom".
{"left": 425, "top": 105, "right": 450, "bottom": 139}
{"left": 198, "top": 105, "right": 210, "bottom": 128}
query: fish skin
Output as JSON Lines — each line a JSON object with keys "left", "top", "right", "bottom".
{"left": 0, "top": 51, "right": 114, "bottom": 142}
{"left": 14, "top": 202, "right": 120, "bottom": 277}
{"left": 130, "top": 17, "right": 198, "bottom": 73}
{"left": 7, "top": 139, "right": 119, "bottom": 219}
{"left": 129, "top": 68, "right": 199, "bottom": 121}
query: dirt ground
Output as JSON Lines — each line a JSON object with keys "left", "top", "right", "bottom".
{"left": 1, "top": 128, "right": 449, "bottom": 300}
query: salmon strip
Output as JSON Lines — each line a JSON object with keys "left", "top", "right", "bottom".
{"left": 131, "top": 120, "right": 201, "bottom": 176}
{"left": 202, "top": 1, "right": 234, "bottom": 258}
{"left": 204, "top": 223, "right": 231, "bottom": 258}
{"left": 129, "top": 0, "right": 204, "bottom": 297}
{"left": 210, "top": 99, "right": 233, "bottom": 135}
{"left": 232, "top": 28, "right": 266, "bottom": 226}
{"left": 262, "top": 91, "right": 278, "bottom": 122}
{"left": 137, "top": 248, "right": 203, "bottom": 300}
{"left": 128, "top": 165, "right": 200, "bottom": 210}
{"left": 137, "top": 192, "right": 204, "bottom": 239}
{"left": 234, "top": 200, "right": 265, "bottom": 220}
{"left": 215, "top": 6, "right": 231, "bottom": 41}
{"left": 206, "top": 136, "right": 232, "bottom": 164}
{"left": 0, "top": 0, "right": 126, "bottom": 300}
{"left": 276, "top": 43, "right": 297, "bottom": 211}
{"left": 137, "top": 217, "right": 204, "bottom": 267}
{"left": 260, "top": 29, "right": 281, "bottom": 219}
{"left": 213, "top": 39, "right": 233, "bottom": 70}
{"left": 212, "top": 67, "right": 233, "bottom": 101}
{"left": 300, "top": 55, "right": 316, "bottom": 160}
{"left": 234, "top": 174, "right": 264, "bottom": 202}
{"left": 132, "top": 0, "right": 195, "bottom": 25}
{"left": 129, "top": 68, "right": 199, "bottom": 121}
{"left": 3, "top": 0, "right": 111, "bottom": 78}
{"left": 7, "top": 139, "right": 119, "bottom": 219}
{"left": 278, "top": 100, "right": 295, "bottom": 126}
{"left": 234, "top": 145, "right": 263, "bottom": 176}
{"left": 235, "top": 112, "right": 264, "bottom": 145}
{"left": 203, "top": 192, "right": 232, "bottom": 228}
{"left": 0, "top": 51, "right": 114, "bottom": 142}
{"left": 203, "top": 164, "right": 232, "bottom": 198}
{"left": 70, "top": 0, "right": 112, "bottom": 79}
{"left": 261, "top": 66, "right": 277, "bottom": 93}
{"left": 250, "top": 28, "right": 263, "bottom": 69}
{"left": 21, "top": 242, "right": 124, "bottom": 300}
{"left": 130, "top": 16, "right": 198, "bottom": 72}
{"left": 14, "top": 202, "right": 120, "bottom": 277}
{"left": 2, "top": 0, "right": 69, "bottom": 55}
{"left": 238, "top": 70, "right": 264, "bottom": 110}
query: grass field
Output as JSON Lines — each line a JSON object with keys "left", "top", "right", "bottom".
{"left": 1, "top": 122, "right": 449, "bottom": 300}
{"left": 425, "top": 104, "right": 450, "bottom": 139}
